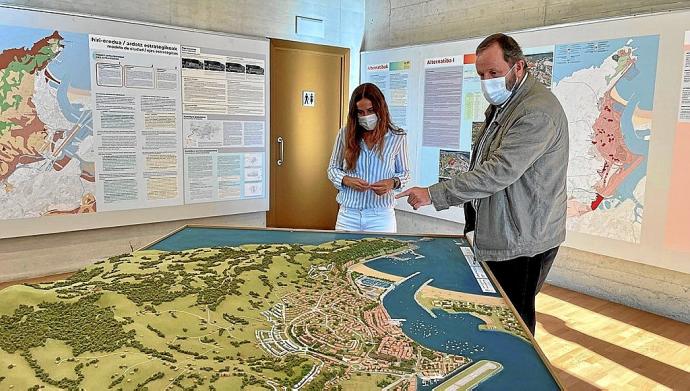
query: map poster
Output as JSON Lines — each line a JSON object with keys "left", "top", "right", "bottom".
{"left": 0, "top": 227, "right": 562, "bottom": 390}
{"left": 89, "top": 34, "right": 184, "bottom": 211}
{"left": 184, "top": 150, "right": 264, "bottom": 203}
{"left": 677, "top": 31, "right": 690, "bottom": 123}
{"left": 181, "top": 46, "right": 267, "bottom": 205}
{"left": 552, "top": 35, "right": 660, "bottom": 243}
{"left": 459, "top": 53, "right": 488, "bottom": 165}
{"left": 181, "top": 45, "right": 265, "bottom": 117}
{"left": 460, "top": 54, "right": 486, "bottom": 126}
{"left": 389, "top": 61, "right": 411, "bottom": 128}
{"left": 418, "top": 55, "right": 475, "bottom": 187}
{"left": 183, "top": 115, "right": 265, "bottom": 149}
{"left": 439, "top": 150, "right": 470, "bottom": 182}
{"left": 365, "top": 61, "right": 411, "bottom": 128}
{"left": 665, "top": 31, "right": 690, "bottom": 252}
{"left": 0, "top": 26, "right": 96, "bottom": 220}
{"left": 524, "top": 46, "right": 555, "bottom": 89}
{"left": 471, "top": 121, "right": 484, "bottom": 149}
{"left": 422, "top": 56, "right": 463, "bottom": 149}
{"left": 365, "top": 62, "right": 389, "bottom": 95}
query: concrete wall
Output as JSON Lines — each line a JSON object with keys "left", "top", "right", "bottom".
{"left": 550, "top": 247, "right": 690, "bottom": 323}
{"left": 0, "top": 0, "right": 364, "bottom": 282}
{"left": 364, "top": 0, "right": 690, "bottom": 50}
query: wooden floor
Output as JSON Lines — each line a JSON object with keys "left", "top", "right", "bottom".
{"left": 1, "top": 277, "right": 688, "bottom": 390}
{"left": 535, "top": 284, "right": 690, "bottom": 391}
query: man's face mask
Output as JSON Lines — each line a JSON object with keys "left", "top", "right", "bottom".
{"left": 358, "top": 113, "right": 378, "bottom": 131}
{"left": 480, "top": 63, "right": 518, "bottom": 106}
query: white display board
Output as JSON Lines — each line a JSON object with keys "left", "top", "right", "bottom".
{"left": 362, "top": 10, "right": 690, "bottom": 274}
{"left": 0, "top": 6, "right": 269, "bottom": 239}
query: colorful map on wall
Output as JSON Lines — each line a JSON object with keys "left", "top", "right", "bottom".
{"left": 0, "top": 26, "right": 95, "bottom": 220}
{"left": 552, "top": 35, "right": 659, "bottom": 243}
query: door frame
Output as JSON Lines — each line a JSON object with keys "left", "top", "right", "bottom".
{"left": 266, "top": 39, "right": 350, "bottom": 228}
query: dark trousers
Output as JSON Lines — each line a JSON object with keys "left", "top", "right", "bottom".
{"left": 486, "top": 247, "right": 559, "bottom": 335}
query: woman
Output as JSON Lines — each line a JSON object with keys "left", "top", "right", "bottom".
{"left": 327, "top": 83, "right": 410, "bottom": 233}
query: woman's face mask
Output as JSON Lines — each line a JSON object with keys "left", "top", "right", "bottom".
{"left": 358, "top": 113, "right": 378, "bottom": 131}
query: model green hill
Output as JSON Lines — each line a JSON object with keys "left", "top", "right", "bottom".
{"left": 0, "top": 238, "right": 415, "bottom": 390}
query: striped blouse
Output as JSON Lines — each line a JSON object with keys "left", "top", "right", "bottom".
{"left": 327, "top": 127, "right": 411, "bottom": 209}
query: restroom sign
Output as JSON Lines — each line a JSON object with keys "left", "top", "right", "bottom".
{"left": 302, "top": 91, "right": 315, "bottom": 107}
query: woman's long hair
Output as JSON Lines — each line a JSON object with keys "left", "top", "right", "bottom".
{"left": 344, "top": 83, "right": 394, "bottom": 170}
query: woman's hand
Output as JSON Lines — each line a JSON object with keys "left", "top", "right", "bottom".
{"left": 342, "top": 176, "right": 370, "bottom": 192}
{"left": 370, "top": 178, "right": 395, "bottom": 196}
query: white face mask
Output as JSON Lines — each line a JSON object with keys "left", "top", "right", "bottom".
{"left": 358, "top": 113, "right": 378, "bottom": 131}
{"left": 480, "top": 63, "right": 518, "bottom": 106}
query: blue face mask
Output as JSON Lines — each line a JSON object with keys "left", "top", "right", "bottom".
{"left": 480, "top": 63, "right": 518, "bottom": 105}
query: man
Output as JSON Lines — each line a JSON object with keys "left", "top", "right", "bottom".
{"left": 397, "top": 33, "right": 568, "bottom": 335}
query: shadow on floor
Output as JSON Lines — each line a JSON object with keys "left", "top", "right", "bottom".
{"left": 538, "top": 311, "right": 690, "bottom": 390}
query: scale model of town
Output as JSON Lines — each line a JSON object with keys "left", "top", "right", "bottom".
{"left": 0, "top": 227, "right": 560, "bottom": 390}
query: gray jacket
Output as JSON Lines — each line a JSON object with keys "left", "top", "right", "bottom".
{"left": 429, "top": 74, "right": 569, "bottom": 262}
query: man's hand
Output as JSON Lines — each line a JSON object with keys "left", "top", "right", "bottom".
{"left": 395, "top": 187, "right": 431, "bottom": 210}
{"left": 342, "top": 176, "right": 370, "bottom": 192}
{"left": 370, "top": 178, "right": 395, "bottom": 196}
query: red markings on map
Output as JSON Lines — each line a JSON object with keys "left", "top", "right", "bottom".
{"left": 588, "top": 92, "right": 643, "bottom": 209}
{"left": 590, "top": 194, "right": 605, "bottom": 211}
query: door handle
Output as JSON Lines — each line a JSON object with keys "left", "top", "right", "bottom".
{"left": 277, "top": 136, "right": 284, "bottom": 166}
